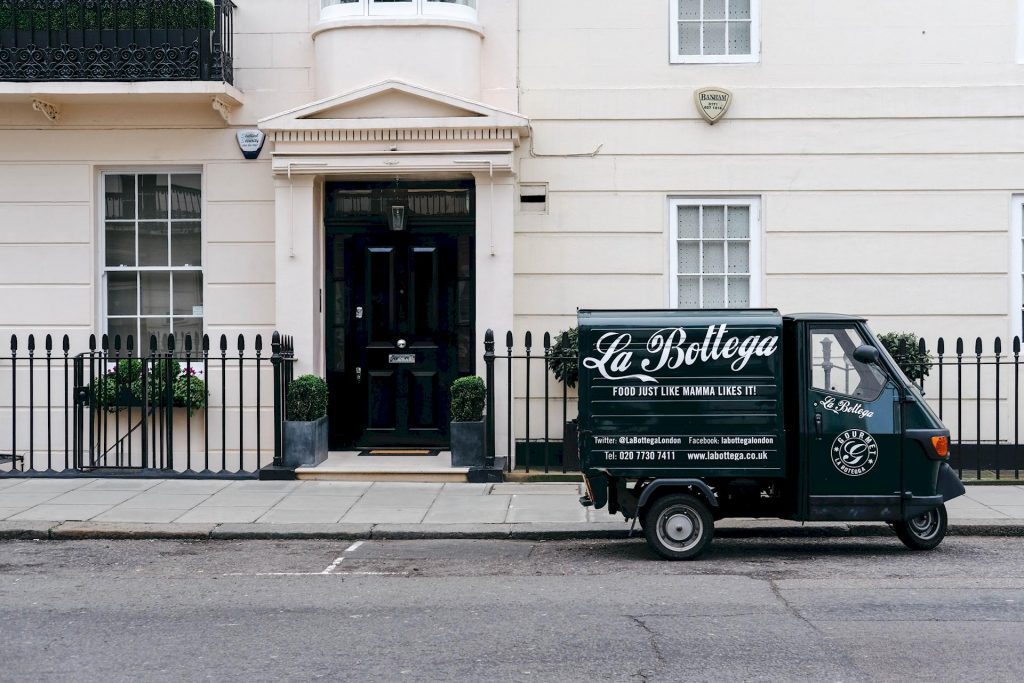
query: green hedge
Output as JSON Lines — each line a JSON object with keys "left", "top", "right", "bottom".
{"left": 0, "top": 1, "right": 216, "bottom": 32}
{"left": 450, "top": 376, "right": 486, "bottom": 423}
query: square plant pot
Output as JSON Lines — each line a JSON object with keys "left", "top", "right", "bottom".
{"left": 283, "top": 415, "right": 329, "bottom": 468}
{"left": 450, "top": 420, "right": 486, "bottom": 468}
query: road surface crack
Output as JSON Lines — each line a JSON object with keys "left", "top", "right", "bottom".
{"left": 627, "top": 614, "right": 666, "bottom": 681}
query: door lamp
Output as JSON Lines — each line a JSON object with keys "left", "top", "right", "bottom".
{"left": 388, "top": 204, "right": 407, "bottom": 231}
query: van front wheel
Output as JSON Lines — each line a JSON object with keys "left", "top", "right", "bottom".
{"left": 643, "top": 494, "right": 713, "bottom": 560}
{"left": 893, "top": 504, "right": 948, "bottom": 550}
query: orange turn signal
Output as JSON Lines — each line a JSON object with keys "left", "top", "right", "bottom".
{"left": 931, "top": 436, "right": 949, "bottom": 458}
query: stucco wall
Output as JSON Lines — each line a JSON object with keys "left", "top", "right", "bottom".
{"left": 515, "top": 0, "right": 1024, "bottom": 343}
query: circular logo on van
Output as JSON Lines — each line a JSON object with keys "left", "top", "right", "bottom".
{"left": 830, "top": 429, "right": 879, "bottom": 477}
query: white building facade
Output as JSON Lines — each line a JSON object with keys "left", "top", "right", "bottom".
{"left": 1, "top": 0, "right": 1022, "bottom": 465}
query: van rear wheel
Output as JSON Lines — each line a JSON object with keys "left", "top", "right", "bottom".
{"left": 643, "top": 494, "right": 713, "bottom": 560}
{"left": 893, "top": 504, "right": 948, "bottom": 550}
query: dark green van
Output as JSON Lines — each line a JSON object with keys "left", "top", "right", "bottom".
{"left": 577, "top": 309, "right": 965, "bottom": 560}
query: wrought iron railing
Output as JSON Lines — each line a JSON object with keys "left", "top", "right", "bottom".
{"left": 0, "top": 0, "right": 235, "bottom": 83}
{"left": 0, "top": 331, "right": 294, "bottom": 477}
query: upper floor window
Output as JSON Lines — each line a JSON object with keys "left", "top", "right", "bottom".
{"left": 321, "top": 0, "right": 477, "bottom": 22}
{"left": 671, "top": 0, "right": 760, "bottom": 64}
{"left": 669, "top": 197, "right": 762, "bottom": 309}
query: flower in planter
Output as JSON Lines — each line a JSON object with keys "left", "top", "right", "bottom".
{"left": 173, "top": 368, "right": 207, "bottom": 415}
{"left": 89, "top": 358, "right": 143, "bottom": 412}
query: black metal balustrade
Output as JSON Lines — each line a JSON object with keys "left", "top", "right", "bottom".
{"left": 484, "top": 330, "right": 1024, "bottom": 481}
{"left": 0, "top": 331, "right": 294, "bottom": 478}
{"left": 0, "top": 0, "right": 235, "bottom": 82}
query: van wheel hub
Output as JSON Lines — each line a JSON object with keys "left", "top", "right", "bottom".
{"left": 663, "top": 513, "right": 696, "bottom": 543}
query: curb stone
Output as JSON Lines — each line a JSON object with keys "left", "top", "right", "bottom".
{"left": 50, "top": 522, "right": 216, "bottom": 540}
{"left": 371, "top": 523, "right": 514, "bottom": 539}
{"left": 210, "top": 523, "right": 374, "bottom": 540}
{"left": 0, "top": 520, "right": 56, "bottom": 540}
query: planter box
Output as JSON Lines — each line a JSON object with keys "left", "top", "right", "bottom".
{"left": 283, "top": 415, "right": 329, "bottom": 468}
{"left": 450, "top": 420, "right": 486, "bottom": 468}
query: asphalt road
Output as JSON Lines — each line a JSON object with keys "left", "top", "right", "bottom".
{"left": 1, "top": 536, "right": 1023, "bottom": 682}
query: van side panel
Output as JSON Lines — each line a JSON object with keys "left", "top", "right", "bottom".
{"left": 578, "top": 309, "right": 787, "bottom": 480}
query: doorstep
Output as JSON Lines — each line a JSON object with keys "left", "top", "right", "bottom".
{"left": 295, "top": 451, "right": 471, "bottom": 483}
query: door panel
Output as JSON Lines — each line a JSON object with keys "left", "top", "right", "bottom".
{"left": 326, "top": 229, "right": 470, "bottom": 448}
{"left": 803, "top": 323, "right": 903, "bottom": 520}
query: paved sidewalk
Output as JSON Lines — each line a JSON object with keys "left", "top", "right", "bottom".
{"left": 1, "top": 477, "right": 1023, "bottom": 540}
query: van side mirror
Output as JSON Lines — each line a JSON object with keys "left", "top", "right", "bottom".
{"left": 853, "top": 345, "right": 880, "bottom": 365}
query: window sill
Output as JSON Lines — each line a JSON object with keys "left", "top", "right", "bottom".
{"left": 312, "top": 15, "right": 484, "bottom": 39}
{"left": 671, "top": 55, "right": 760, "bottom": 65}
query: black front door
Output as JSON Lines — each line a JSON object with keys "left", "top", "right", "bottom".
{"left": 324, "top": 184, "right": 475, "bottom": 449}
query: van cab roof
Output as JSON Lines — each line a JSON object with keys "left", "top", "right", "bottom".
{"left": 783, "top": 312, "right": 866, "bottom": 322}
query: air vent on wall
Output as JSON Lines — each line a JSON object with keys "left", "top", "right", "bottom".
{"left": 519, "top": 183, "right": 548, "bottom": 213}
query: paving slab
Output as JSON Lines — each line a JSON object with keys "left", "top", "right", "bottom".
{"left": 423, "top": 494, "right": 511, "bottom": 524}
{"left": 223, "top": 480, "right": 301, "bottom": 493}
{"left": 372, "top": 523, "right": 513, "bottom": 539}
{"left": 256, "top": 508, "right": 345, "bottom": 524}
{"left": 79, "top": 479, "right": 162, "bottom": 492}
{"left": 0, "top": 520, "right": 55, "bottom": 539}
{"left": 210, "top": 523, "right": 373, "bottom": 540}
{"left": 51, "top": 521, "right": 215, "bottom": 539}
{"left": 0, "top": 478, "right": 29, "bottom": 491}
{"left": 366, "top": 482, "right": 445, "bottom": 494}
{"left": 200, "top": 491, "right": 287, "bottom": 508}
{"left": 7, "top": 504, "right": 110, "bottom": 522}
{"left": 0, "top": 507, "right": 23, "bottom": 520}
{"left": 987, "top": 505, "right": 1024, "bottom": 517}
{"left": 44, "top": 489, "right": 142, "bottom": 506}
{"left": 292, "top": 481, "right": 373, "bottom": 495}
{"left": 116, "top": 493, "right": 209, "bottom": 510}
{"left": 0, "top": 492, "right": 64, "bottom": 507}
{"left": 492, "top": 484, "right": 580, "bottom": 496}
{"left": 271, "top": 495, "right": 360, "bottom": 513}
{"left": 2, "top": 478, "right": 96, "bottom": 492}
{"left": 440, "top": 483, "right": 492, "bottom": 496}
{"left": 174, "top": 506, "right": 270, "bottom": 524}
{"left": 92, "top": 507, "right": 195, "bottom": 524}
{"left": 340, "top": 507, "right": 429, "bottom": 524}
{"left": 506, "top": 494, "right": 588, "bottom": 523}
{"left": 147, "top": 480, "right": 233, "bottom": 494}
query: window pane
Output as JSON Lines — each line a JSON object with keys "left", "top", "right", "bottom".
{"left": 703, "top": 206, "right": 725, "bottom": 238}
{"left": 172, "top": 318, "right": 203, "bottom": 349}
{"left": 729, "top": 0, "right": 751, "bottom": 20}
{"left": 703, "top": 241, "right": 725, "bottom": 273}
{"left": 139, "top": 222, "right": 169, "bottom": 266}
{"left": 170, "top": 174, "right": 202, "bottom": 219}
{"left": 107, "top": 272, "right": 137, "bottom": 316}
{"left": 678, "top": 206, "right": 700, "bottom": 238}
{"left": 705, "top": 0, "right": 726, "bottom": 20}
{"left": 728, "top": 242, "right": 749, "bottom": 273}
{"left": 728, "top": 277, "right": 750, "bottom": 308}
{"left": 677, "top": 242, "right": 700, "bottom": 273}
{"left": 703, "top": 22, "right": 726, "bottom": 54}
{"left": 139, "top": 175, "right": 168, "bottom": 220}
{"left": 727, "top": 206, "right": 750, "bottom": 237}
{"left": 703, "top": 277, "right": 726, "bottom": 307}
{"left": 107, "top": 318, "right": 138, "bottom": 349}
{"left": 171, "top": 221, "right": 202, "bottom": 266}
{"left": 679, "top": 0, "right": 700, "bottom": 20}
{"left": 140, "top": 318, "right": 171, "bottom": 351}
{"left": 104, "top": 175, "right": 135, "bottom": 220}
{"left": 729, "top": 21, "right": 751, "bottom": 54}
{"left": 678, "top": 277, "right": 700, "bottom": 308}
{"left": 173, "top": 272, "right": 203, "bottom": 316}
{"left": 140, "top": 272, "right": 171, "bottom": 316}
{"left": 678, "top": 22, "right": 701, "bottom": 55}
{"left": 105, "top": 222, "right": 136, "bottom": 267}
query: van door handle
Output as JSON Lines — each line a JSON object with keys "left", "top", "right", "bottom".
{"left": 814, "top": 413, "right": 823, "bottom": 440}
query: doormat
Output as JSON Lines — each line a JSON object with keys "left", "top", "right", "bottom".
{"left": 358, "top": 449, "right": 440, "bottom": 457}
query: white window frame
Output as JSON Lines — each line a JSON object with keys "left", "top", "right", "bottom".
{"left": 99, "top": 168, "right": 205, "bottom": 348}
{"left": 668, "top": 196, "right": 763, "bottom": 309}
{"left": 321, "top": 0, "right": 477, "bottom": 22}
{"left": 670, "top": 0, "right": 761, "bottom": 64}
{"left": 1012, "top": 195, "right": 1024, "bottom": 336}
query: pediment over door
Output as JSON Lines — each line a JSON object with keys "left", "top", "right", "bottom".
{"left": 258, "top": 78, "right": 528, "bottom": 175}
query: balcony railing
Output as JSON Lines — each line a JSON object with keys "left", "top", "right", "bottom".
{"left": 321, "top": 0, "right": 477, "bottom": 23}
{"left": 0, "top": 0, "right": 234, "bottom": 83}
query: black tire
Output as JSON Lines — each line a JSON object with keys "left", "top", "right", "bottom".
{"left": 643, "top": 494, "right": 714, "bottom": 560}
{"left": 893, "top": 504, "right": 948, "bottom": 550}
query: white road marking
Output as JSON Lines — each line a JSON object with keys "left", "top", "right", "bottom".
{"left": 345, "top": 541, "right": 364, "bottom": 553}
{"left": 321, "top": 556, "right": 345, "bottom": 575}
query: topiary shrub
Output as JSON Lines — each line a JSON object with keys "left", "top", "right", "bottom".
{"left": 549, "top": 326, "right": 580, "bottom": 389}
{"left": 450, "top": 376, "right": 486, "bottom": 422}
{"left": 878, "top": 331, "right": 934, "bottom": 383}
{"left": 286, "top": 375, "right": 329, "bottom": 422}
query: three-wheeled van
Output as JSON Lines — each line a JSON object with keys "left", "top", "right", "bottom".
{"left": 576, "top": 309, "right": 966, "bottom": 560}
